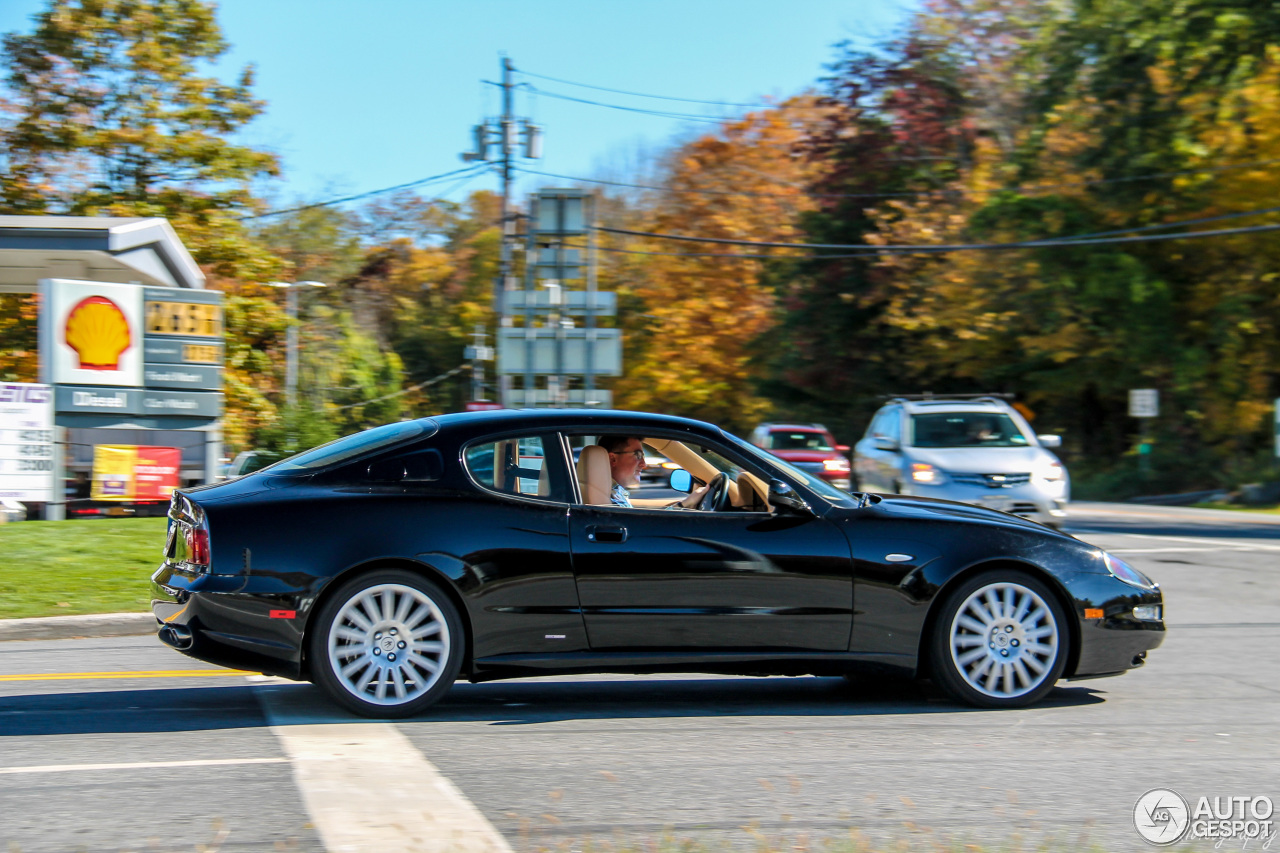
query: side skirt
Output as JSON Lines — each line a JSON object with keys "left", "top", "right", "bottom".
{"left": 467, "top": 650, "right": 916, "bottom": 683}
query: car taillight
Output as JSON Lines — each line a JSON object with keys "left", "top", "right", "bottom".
{"left": 823, "top": 458, "right": 851, "bottom": 473}
{"left": 186, "top": 525, "right": 210, "bottom": 567}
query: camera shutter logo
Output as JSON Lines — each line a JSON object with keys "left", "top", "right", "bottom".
{"left": 1135, "top": 788, "right": 1190, "bottom": 845}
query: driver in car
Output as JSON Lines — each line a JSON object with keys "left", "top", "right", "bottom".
{"left": 599, "top": 435, "right": 711, "bottom": 509}
{"left": 598, "top": 435, "right": 646, "bottom": 507}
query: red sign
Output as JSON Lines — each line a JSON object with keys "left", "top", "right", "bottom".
{"left": 134, "top": 446, "right": 181, "bottom": 500}
{"left": 464, "top": 400, "right": 503, "bottom": 412}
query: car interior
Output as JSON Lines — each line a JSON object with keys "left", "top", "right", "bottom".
{"left": 574, "top": 436, "right": 771, "bottom": 513}
{"left": 470, "top": 433, "right": 773, "bottom": 513}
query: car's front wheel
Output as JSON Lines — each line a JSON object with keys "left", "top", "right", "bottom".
{"left": 930, "top": 571, "right": 1067, "bottom": 708}
{"left": 309, "top": 569, "right": 464, "bottom": 718}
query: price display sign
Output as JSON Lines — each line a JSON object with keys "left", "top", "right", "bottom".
{"left": 0, "top": 383, "right": 55, "bottom": 502}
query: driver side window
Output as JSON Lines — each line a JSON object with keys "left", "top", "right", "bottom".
{"left": 566, "top": 433, "right": 771, "bottom": 513}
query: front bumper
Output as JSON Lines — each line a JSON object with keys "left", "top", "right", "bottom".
{"left": 908, "top": 481, "right": 1067, "bottom": 524}
{"left": 1060, "top": 571, "right": 1165, "bottom": 679}
{"left": 151, "top": 563, "right": 315, "bottom": 679}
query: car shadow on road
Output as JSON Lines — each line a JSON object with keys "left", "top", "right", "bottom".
{"left": 0, "top": 676, "right": 1105, "bottom": 737}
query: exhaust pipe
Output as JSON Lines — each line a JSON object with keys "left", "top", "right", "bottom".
{"left": 158, "top": 623, "right": 194, "bottom": 651}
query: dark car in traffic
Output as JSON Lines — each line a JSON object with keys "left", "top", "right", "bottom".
{"left": 152, "top": 409, "right": 1164, "bottom": 718}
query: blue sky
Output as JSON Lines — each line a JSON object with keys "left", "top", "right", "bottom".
{"left": 0, "top": 1, "right": 913, "bottom": 213}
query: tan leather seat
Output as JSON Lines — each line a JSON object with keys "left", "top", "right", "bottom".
{"left": 576, "top": 445, "right": 613, "bottom": 505}
{"left": 736, "top": 471, "right": 771, "bottom": 512}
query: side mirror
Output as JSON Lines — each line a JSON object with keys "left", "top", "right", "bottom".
{"left": 873, "top": 436, "right": 900, "bottom": 452}
{"left": 1037, "top": 434, "right": 1062, "bottom": 449}
{"left": 835, "top": 444, "right": 850, "bottom": 454}
{"left": 668, "top": 468, "right": 694, "bottom": 493}
{"left": 768, "top": 479, "right": 811, "bottom": 515}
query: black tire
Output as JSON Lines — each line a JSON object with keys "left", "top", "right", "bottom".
{"left": 929, "top": 570, "right": 1068, "bottom": 709}
{"left": 308, "top": 569, "right": 464, "bottom": 718}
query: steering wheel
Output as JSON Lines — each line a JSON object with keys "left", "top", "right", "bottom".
{"left": 697, "top": 472, "right": 732, "bottom": 512}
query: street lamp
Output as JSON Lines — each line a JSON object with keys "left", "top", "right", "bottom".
{"left": 267, "top": 281, "right": 327, "bottom": 408}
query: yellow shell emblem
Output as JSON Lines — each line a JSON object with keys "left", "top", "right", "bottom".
{"left": 64, "top": 295, "right": 132, "bottom": 370}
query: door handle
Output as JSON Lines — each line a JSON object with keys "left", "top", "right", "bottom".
{"left": 586, "top": 524, "right": 628, "bottom": 543}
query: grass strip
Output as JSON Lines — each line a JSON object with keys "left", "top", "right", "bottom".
{"left": 0, "top": 517, "right": 166, "bottom": 619}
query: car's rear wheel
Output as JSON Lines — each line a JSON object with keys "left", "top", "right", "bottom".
{"left": 309, "top": 569, "right": 463, "bottom": 718}
{"left": 930, "top": 571, "right": 1067, "bottom": 708}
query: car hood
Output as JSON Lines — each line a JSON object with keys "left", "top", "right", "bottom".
{"left": 902, "top": 445, "right": 1056, "bottom": 473}
{"left": 847, "top": 493, "right": 1074, "bottom": 537}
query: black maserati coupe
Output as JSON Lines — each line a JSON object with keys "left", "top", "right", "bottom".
{"left": 151, "top": 409, "right": 1164, "bottom": 718}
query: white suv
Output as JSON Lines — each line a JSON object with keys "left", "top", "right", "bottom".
{"left": 853, "top": 396, "right": 1069, "bottom": 527}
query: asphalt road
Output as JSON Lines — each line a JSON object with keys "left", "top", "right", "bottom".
{"left": 1, "top": 502, "right": 1277, "bottom": 852}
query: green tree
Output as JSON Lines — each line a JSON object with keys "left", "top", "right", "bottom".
{"left": 0, "top": 0, "right": 281, "bottom": 279}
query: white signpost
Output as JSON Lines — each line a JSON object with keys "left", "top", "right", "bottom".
{"left": 0, "top": 383, "right": 55, "bottom": 503}
{"left": 1129, "top": 389, "right": 1159, "bottom": 418}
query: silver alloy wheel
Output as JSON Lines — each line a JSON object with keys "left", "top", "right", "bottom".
{"left": 948, "top": 581, "right": 1059, "bottom": 699}
{"left": 326, "top": 582, "right": 450, "bottom": 706}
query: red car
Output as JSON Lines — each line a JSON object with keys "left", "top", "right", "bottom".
{"left": 749, "top": 422, "right": 852, "bottom": 491}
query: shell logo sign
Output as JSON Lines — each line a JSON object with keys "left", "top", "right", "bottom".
{"left": 39, "top": 279, "right": 144, "bottom": 387}
{"left": 64, "top": 295, "right": 132, "bottom": 370}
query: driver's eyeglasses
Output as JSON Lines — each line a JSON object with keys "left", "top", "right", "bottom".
{"left": 614, "top": 449, "right": 645, "bottom": 460}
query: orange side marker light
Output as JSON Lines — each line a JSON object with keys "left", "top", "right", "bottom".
{"left": 1084, "top": 608, "right": 1104, "bottom": 619}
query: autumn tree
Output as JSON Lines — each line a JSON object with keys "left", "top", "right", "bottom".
{"left": 609, "top": 99, "right": 825, "bottom": 433}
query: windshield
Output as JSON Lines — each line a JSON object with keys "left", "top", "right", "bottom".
{"left": 267, "top": 419, "right": 438, "bottom": 473}
{"left": 767, "top": 431, "right": 834, "bottom": 451}
{"left": 911, "top": 413, "right": 1028, "bottom": 448}
{"left": 726, "top": 432, "right": 857, "bottom": 507}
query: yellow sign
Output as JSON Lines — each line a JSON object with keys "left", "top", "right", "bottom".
{"left": 91, "top": 445, "right": 181, "bottom": 501}
{"left": 181, "top": 343, "right": 222, "bottom": 364}
{"left": 145, "top": 301, "right": 222, "bottom": 338}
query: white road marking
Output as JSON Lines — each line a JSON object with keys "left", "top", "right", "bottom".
{"left": 1108, "top": 547, "right": 1231, "bottom": 554}
{"left": 0, "top": 758, "right": 287, "bottom": 775}
{"left": 1121, "top": 532, "right": 1280, "bottom": 552}
{"left": 256, "top": 683, "right": 513, "bottom": 853}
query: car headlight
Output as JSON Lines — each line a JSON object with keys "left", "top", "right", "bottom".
{"left": 823, "top": 458, "right": 851, "bottom": 473}
{"left": 1038, "top": 462, "right": 1065, "bottom": 482}
{"left": 910, "top": 463, "right": 943, "bottom": 484}
{"left": 1102, "top": 551, "right": 1158, "bottom": 590}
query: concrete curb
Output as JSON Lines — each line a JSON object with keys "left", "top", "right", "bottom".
{"left": 0, "top": 612, "right": 154, "bottom": 642}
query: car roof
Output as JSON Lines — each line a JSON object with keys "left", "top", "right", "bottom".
{"left": 887, "top": 398, "right": 1013, "bottom": 415}
{"left": 430, "top": 408, "right": 720, "bottom": 434}
{"left": 756, "top": 423, "right": 829, "bottom": 432}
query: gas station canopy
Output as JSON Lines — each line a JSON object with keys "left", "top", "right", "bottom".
{"left": 0, "top": 215, "right": 205, "bottom": 293}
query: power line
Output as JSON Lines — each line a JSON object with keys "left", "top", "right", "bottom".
{"left": 518, "top": 158, "right": 1280, "bottom": 201}
{"left": 597, "top": 220, "right": 1280, "bottom": 254}
{"left": 1047, "top": 204, "right": 1280, "bottom": 242}
{"left": 521, "top": 84, "right": 736, "bottom": 124}
{"left": 516, "top": 67, "right": 768, "bottom": 108}
{"left": 569, "top": 241, "right": 840, "bottom": 261}
{"left": 239, "top": 164, "right": 490, "bottom": 221}
{"left": 336, "top": 363, "right": 471, "bottom": 410}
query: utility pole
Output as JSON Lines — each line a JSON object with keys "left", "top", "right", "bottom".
{"left": 460, "top": 56, "right": 542, "bottom": 408}
{"left": 498, "top": 56, "right": 514, "bottom": 315}
{"left": 464, "top": 323, "right": 493, "bottom": 401}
